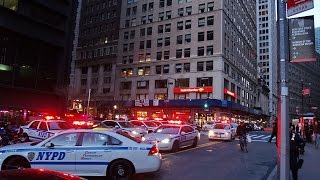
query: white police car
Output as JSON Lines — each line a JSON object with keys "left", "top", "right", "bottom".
{"left": 0, "top": 129, "right": 161, "bottom": 179}
{"left": 21, "top": 120, "right": 74, "bottom": 141}
{"left": 97, "top": 120, "right": 147, "bottom": 138}
{"left": 144, "top": 124, "right": 200, "bottom": 152}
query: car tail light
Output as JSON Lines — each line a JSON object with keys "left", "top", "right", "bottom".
{"left": 73, "top": 121, "right": 86, "bottom": 126}
{"left": 148, "top": 145, "right": 159, "bottom": 156}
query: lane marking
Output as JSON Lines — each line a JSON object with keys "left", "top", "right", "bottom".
{"left": 162, "top": 141, "right": 220, "bottom": 157}
{"left": 252, "top": 135, "right": 265, "bottom": 139}
{"left": 262, "top": 135, "right": 271, "bottom": 139}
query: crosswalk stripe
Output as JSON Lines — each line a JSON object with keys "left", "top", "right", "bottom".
{"left": 252, "top": 135, "right": 265, "bottom": 139}
{"left": 272, "top": 137, "right": 276, "bottom": 139}
{"left": 250, "top": 135, "right": 258, "bottom": 138}
{"left": 262, "top": 135, "right": 271, "bottom": 139}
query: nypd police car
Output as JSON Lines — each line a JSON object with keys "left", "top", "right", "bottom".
{"left": 144, "top": 124, "right": 200, "bottom": 152}
{"left": 0, "top": 129, "right": 161, "bottom": 179}
{"left": 96, "top": 120, "right": 147, "bottom": 138}
{"left": 21, "top": 120, "right": 73, "bottom": 141}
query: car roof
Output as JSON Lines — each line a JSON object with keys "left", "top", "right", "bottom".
{"left": 31, "top": 119, "right": 67, "bottom": 122}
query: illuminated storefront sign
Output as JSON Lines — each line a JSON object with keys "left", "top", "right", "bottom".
{"left": 224, "top": 89, "right": 237, "bottom": 98}
{"left": 174, "top": 87, "right": 213, "bottom": 93}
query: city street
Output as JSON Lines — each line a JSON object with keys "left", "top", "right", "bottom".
{"left": 86, "top": 131, "right": 277, "bottom": 180}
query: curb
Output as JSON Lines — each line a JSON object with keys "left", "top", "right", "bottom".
{"left": 267, "top": 165, "right": 277, "bottom": 180}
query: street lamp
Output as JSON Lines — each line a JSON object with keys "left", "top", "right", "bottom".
{"left": 113, "top": 105, "right": 117, "bottom": 119}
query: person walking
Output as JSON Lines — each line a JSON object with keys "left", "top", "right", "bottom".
{"left": 314, "top": 121, "right": 320, "bottom": 149}
{"left": 290, "top": 126, "right": 303, "bottom": 180}
{"left": 268, "top": 119, "right": 277, "bottom": 142}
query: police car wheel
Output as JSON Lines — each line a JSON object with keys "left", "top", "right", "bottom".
{"left": 3, "top": 156, "right": 30, "bottom": 170}
{"left": 108, "top": 159, "right": 134, "bottom": 180}
{"left": 191, "top": 137, "right": 198, "bottom": 148}
{"left": 171, "top": 141, "right": 180, "bottom": 152}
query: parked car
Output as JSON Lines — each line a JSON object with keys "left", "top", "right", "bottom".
{"left": 97, "top": 120, "right": 147, "bottom": 138}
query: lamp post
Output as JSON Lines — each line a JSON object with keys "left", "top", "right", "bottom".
{"left": 166, "top": 77, "right": 176, "bottom": 100}
{"left": 86, "top": 89, "right": 91, "bottom": 119}
{"left": 113, "top": 105, "right": 117, "bottom": 120}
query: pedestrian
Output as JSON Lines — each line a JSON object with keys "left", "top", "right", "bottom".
{"left": 314, "top": 121, "right": 320, "bottom": 149}
{"left": 290, "top": 128, "right": 303, "bottom": 180}
{"left": 268, "top": 119, "right": 277, "bottom": 142}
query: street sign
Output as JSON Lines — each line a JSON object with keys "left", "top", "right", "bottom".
{"left": 287, "top": 0, "right": 314, "bottom": 17}
{"left": 289, "top": 16, "right": 316, "bottom": 63}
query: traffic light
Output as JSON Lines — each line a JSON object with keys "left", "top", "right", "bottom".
{"left": 204, "top": 102, "right": 209, "bottom": 111}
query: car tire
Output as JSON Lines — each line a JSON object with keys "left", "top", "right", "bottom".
{"left": 108, "top": 159, "right": 134, "bottom": 180}
{"left": 3, "top": 156, "right": 30, "bottom": 170}
{"left": 191, "top": 137, "right": 198, "bottom": 148}
{"left": 171, "top": 141, "right": 180, "bottom": 152}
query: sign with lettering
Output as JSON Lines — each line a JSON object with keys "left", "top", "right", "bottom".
{"left": 224, "top": 88, "right": 237, "bottom": 98}
{"left": 287, "top": 0, "right": 314, "bottom": 17}
{"left": 289, "top": 16, "right": 316, "bottom": 63}
{"left": 173, "top": 87, "right": 213, "bottom": 93}
{"left": 36, "top": 152, "right": 66, "bottom": 161}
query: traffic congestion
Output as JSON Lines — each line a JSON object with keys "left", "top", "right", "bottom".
{"left": 0, "top": 115, "right": 265, "bottom": 179}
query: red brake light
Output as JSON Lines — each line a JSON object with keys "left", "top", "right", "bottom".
{"left": 148, "top": 145, "right": 159, "bottom": 156}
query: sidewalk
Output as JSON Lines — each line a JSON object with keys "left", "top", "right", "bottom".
{"left": 298, "top": 142, "right": 320, "bottom": 179}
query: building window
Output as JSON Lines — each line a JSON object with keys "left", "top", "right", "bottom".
{"left": 163, "top": 64, "right": 169, "bottom": 73}
{"left": 165, "top": 24, "right": 171, "bottom": 32}
{"left": 159, "top": 12, "right": 164, "bottom": 21}
{"left": 155, "top": 80, "right": 167, "bottom": 88}
{"left": 167, "top": 0, "right": 172, "bottom": 6}
{"left": 207, "top": 2, "right": 214, "bottom": 11}
{"left": 177, "top": 35, "right": 183, "bottom": 44}
{"left": 140, "top": 28, "right": 145, "bottom": 36}
{"left": 198, "top": 32, "right": 204, "bottom": 41}
{"left": 176, "top": 49, "right": 182, "bottom": 58}
{"left": 207, "top": 46, "right": 213, "bottom": 55}
{"left": 156, "top": 65, "right": 162, "bottom": 74}
{"left": 124, "top": 31, "right": 129, "bottom": 40}
{"left": 130, "top": 30, "right": 135, "bottom": 39}
{"left": 186, "top": 6, "right": 192, "bottom": 15}
{"left": 146, "top": 40, "right": 151, "bottom": 48}
{"left": 137, "top": 81, "right": 149, "bottom": 89}
{"left": 207, "top": 31, "right": 214, "bottom": 40}
{"left": 157, "top": 52, "right": 162, "bottom": 60}
{"left": 147, "top": 27, "right": 152, "bottom": 35}
{"left": 120, "top": 82, "right": 132, "bottom": 90}
{"left": 164, "top": 51, "right": 170, "bottom": 60}
{"left": 185, "top": 34, "right": 191, "bottom": 43}
{"left": 207, "top": 16, "right": 214, "bottom": 25}
{"left": 158, "top": 25, "right": 164, "bottom": 33}
{"left": 175, "top": 64, "right": 182, "bottom": 73}
{"left": 185, "top": 20, "right": 191, "bottom": 29}
{"left": 166, "top": 11, "right": 172, "bottom": 19}
{"left": 199, "top": 3, "right": 205, "bottom": 13}
{"left": 224, "top": 62, "right": 230, "bottom": 74}
{"left": 139, "top": 41, "right": 144, "bottom": 49}
{"left": 206, "top": 61, "right": 213, "bottom": 71}
{"left": 197, "top": 62, "right": 204, "bottom": 72}
{"left": 197, "top": 47, "right": 204, "bottom": 56}
{"left": 198, "top": 18, "right": 205, "bottom": 27}
{"left": 159, "top": 0, "right": 165, "bottom": 8}
{"left": 165, "top": 37, "right": 170, "bottom": 46}
{"left": 178, "top": 8, "right": 184, "bottom": 17}
{"left": 157, "top": 38, "right": 163, "bottom": 47}
{"left": 197, "top": 77, "right": 212, "bottom": 87}
{"left": 184, "top": 63, "right": 190, "bottom": 72}
{"left": 176, "top": 78, "right": 190, "bottom": 87}
{"left": 184, "top": 48, "right": 190, "bottom": 57}
{"left": 177, "top": 21, "right": 183, "bottom": 30}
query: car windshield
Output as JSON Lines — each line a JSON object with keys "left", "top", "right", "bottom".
{"left": 214, "top": 124, "right": 228, "bottom": 129}
{"left": 144, "top": 121, "right": 157, "bottom": 127}
{"left": 118, "top": 122, "right": 134, "bottom": 128}
{"left": 48, "top": 122, "right": 73, "bottom": 130}
{"left": 155, "top": 126, "right": 180, "bottom": 134}
{"left": 152, "top": 121, "right": 162, "bottom": 126}
{"left": 116, "top": 130, "right": 142, "bottom": 143}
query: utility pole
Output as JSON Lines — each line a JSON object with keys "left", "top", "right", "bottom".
{"left": 86, "top": 88, "right": 91, "bottom": 119}
{"left": 277, "top": 0, "right": 289, "bottom": 180}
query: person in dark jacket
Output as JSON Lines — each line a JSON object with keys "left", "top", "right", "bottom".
{"left": 290, "top": 126, "right": 301, "bottom": 180}
{"left": 268, "top": 119, "right": 277, "bottom": 142}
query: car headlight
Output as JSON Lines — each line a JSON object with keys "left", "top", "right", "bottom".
{"left": 208, "top": 130, "right": 214, "bottom": 136}
{"left": 132, "top": 130, "right": 138, "bottom": 135}
{"left": 161, "top": 138, "right": 170, "bottom": 143}
{"left": 141, "top": 137, "right": 146, "bottom": 141}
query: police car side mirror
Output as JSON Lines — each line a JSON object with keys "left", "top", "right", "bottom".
{"left": 46, "top": 143, "right": 55, "bottom": 148}
{"left": 181, "top": 131, "right": 186, "bottom": 135}
{"left": 115, "top": 125, "right": 120, "bottom": 128}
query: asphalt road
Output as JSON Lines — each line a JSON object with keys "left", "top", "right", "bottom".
{"left": 132, "top": 131, "right": 277, "bottom": 180}
{"left": 86, "top": 131, "right": 277, "bottom": 180}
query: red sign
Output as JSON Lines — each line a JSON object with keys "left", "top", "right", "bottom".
{"left": 302, "top": 88, "right": 310, "bottom": 95}
{"left": 173, "top": 87, "right": 213, "bottom": 93}
{"left": 287, "top": 0, "right": 314, "bottom": 17}
{"left": 224, "top": 89, "right": 237, "bottom": 98}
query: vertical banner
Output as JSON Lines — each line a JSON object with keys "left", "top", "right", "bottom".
{"left": 289, "top": 16, "right": 316, "bottom": 63}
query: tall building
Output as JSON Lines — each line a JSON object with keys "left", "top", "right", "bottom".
{"left": 256, "top": 0, "right": 277, "bottom": 122}
{"left": 69, "top": 0, "right": 122, "bottom": 115}
{"left": 0, "top": 0, "right": 77, "bottom": 116}
{"left": 114, "top": 0, "right": 262, "bottom": 123}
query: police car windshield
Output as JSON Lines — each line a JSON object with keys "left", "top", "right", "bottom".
{"left": 116, "top": 130, "right": 142, "bottom": 143}
{"left": 48, "top": 122, "right": 73, "bottom": 130}
{"left": 214, "top": 124, "right": 228, "bottom": 129}
{"left": 118, "top": 122, "right": 134, "bottom": 128}
{"left": 144, "top": 121, "right": 157, "bottom": 127}
{"left": 155, "top": 126, "right": 180, "bottom": 134}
